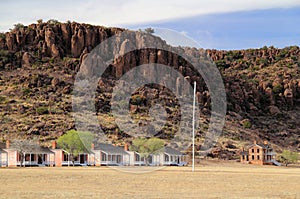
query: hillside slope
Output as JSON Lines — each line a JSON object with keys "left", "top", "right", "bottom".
{"left": 0, "top": 21, "right": 299, "bottom": 158}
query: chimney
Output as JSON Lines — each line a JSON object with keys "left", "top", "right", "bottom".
{"left": 124, "top": 143, "right": 128, "bottom": 151}
{"left": 52, "top": 141, "right": 57, "bottom": 149}
{"left": 91, "top": 143, "right": 95, "bottom": 150}
{"left": 263, "top": 140, "right": 268, "bottom": 145}
{"left": 253, "top": 140, "right": 257, "bottom": 145}
{"left": 6, "top": 140, "right": 10, "bottom": 149}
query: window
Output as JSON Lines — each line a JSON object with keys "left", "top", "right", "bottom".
{"left": 101, "top": 153, "right": 107, "bottom": 161}
{"left": 164, "top": 155, "right": 169, "bottom": 162}
{"left": 257, "top": 149, "right": 259, "bottom": 153}
{"left": 257, "top": 155, "right": 260, "bottom": 160}
{"left": 252, "top": 149, "right": 254, "bottom": 153}
{"left": 31, "top": 154, "right": 35, "bottom": 161}
{"left": 252, "top": 155, "right": 254, "bottom": 160}
{"left": 135, "top": 154, "right": 140, "bottom": 161}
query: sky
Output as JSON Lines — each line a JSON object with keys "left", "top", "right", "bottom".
{"left": 0, "top": 0, "right": 300, "bottom": 49}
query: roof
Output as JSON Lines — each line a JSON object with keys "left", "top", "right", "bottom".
{"left": 248, "top": 143, "right": 272, "bottom": 149}
{"left": 164, "top": 146, "right": 183, "bottom": 156}
{"left": 240, "top": 151, "right": 249, "bottom": 155}
{"left": 0, "top": 149, "right": 7, "bottom": 153}
{"left": 7, "top": 141, "right": 54, "bottom": 154}
{"left": 0, "top": 143, "right": 6, "bottom": 149}
{"left": 94, "top": 143, "right": 128, "bottom": 155}
{"left": 16, "top": 146, "right": 55, "bottom": 154}
{"left": 37, "top": 147, "right": 55, "bottom": 154}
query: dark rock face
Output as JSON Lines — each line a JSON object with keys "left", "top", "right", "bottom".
{"left": 0, "top": 22, "right": 299, "bottom": 152}
{"left": 1, "top": 22, "right": 123, "bottom": 58}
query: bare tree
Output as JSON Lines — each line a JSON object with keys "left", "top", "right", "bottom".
{"left": 10, "top": 140, "right": 40, "bottom": 167}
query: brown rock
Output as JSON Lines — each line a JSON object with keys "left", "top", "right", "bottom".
{"left": 268, "top": 105, "right": 281, "bottom": 115}
{"left": 51, "top": 77, "right": 60, "bottom": 88}
{"left": 71, "top": 27, "right": 85, "bottom": 57}
{"left": 22, "top": 52, "right": 33, "bottom": 67}
{"left": 284, "top": 88, "right": 293, "bottom": 107}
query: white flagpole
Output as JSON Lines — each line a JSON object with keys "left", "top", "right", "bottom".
{"left": 192, "top": 81, "right": 196, "bottom": 172}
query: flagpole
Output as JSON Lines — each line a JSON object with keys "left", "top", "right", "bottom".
{"left": 192, "top": 81, "right": 196, "bottom": 172}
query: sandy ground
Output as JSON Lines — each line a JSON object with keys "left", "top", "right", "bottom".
{"left": 0, "top": 160, "right": 299, "bottom": 199}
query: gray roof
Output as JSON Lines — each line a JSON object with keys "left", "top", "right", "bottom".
{"left": 94, "top": 143, "right": 129, "bottom": 155}
{"left": 8, "top": 143, "right": 54, "bottom": 154}
{"left": 0, "top": 143, "right": 6, "bottom": 149}
{"left": 240, "top": 151, "right": 249, "bottom": 155}
{"left": 37, "top": 147, "right": 55, "bottom": 154}
{"left": 164, "top": 146, "right": 183, "bottom": 156}
{"left": 248, "top": 143, "right": 272, "bottom": 149}
{"left": 0, "top": 142, "right": 54, "bottom": 154}
{"left": 0, "top": 149, "right": 7, "bottom": 153}
{"left": 16, "top": 146, "right": 55, "bottom": 154}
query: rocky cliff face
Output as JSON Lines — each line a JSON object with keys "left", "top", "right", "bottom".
{"left": 0, "top": 22, "right": 299, "bottom": 157}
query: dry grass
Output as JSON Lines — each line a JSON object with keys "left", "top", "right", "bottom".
{"left": 0, "top": 161, "right": 299, "bottom": 199}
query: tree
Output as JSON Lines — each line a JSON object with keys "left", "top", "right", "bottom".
{"left": 278, "top": 150, "right": 299, "bottom": 166}
{"left": 10, "top": 140, "right": 40, "bottom": 167}
{"left": 130, "top": 94, "right": 146, "bottom": 110}
{"left": 129, "top": 137, "right": 164, "bottom": 166}
{"left": 13, "top": 23, "right": 24, "bottom": 31}
{"left": 47, "top": 19, "right": 60, "bottom": 25}
{"left": 144, "top": 27, "right": 154, "bottom": 34}
{"left": 57, "top": 130, "right": 94, "bottom": 166}
{"left": 37, "top": 19, "right": 43, "bottom": 24}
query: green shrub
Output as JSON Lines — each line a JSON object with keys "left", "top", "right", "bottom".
{"left": 227, "top": 50, "right": 243, "bottom": 60}
{"left": 272, "top": 84, "right": 283, "bottom": 95}
{"left": 37, "top": 19, "right": 43, "bottom": 24}
{"left": 259, "top": 58, "right": 268, "bottom": 65}
{"left": 130, "top": 94, "right": 146, "bottom": 106}
{"left": 278, "top": 150, "right": 299, "bottom": 166}
{"left": 36, "top": 106, "right": 49, "bottom": 115}
{"left": 22, "top": 88, "right": 31, "bottom": 96}
{"left": 0, "top": 33, "right": 5, "bottom": 40}
{"left": 0, "top": 50, "right": 9, "bottom": 57}
{"left": 215, "top": 60, "right": 227, "bottom": 70}
{"left": 249, "top": 79, "right": 259, "bottom": 85}
{"left": 47, "top": 19, "right": 60, "bottom": 25}
{"left": 243, "top": 120, "right": 252, "bottom": 128}
{"left": 144, "top": 27, "right": 154, "bottom": 34}
{"left": 13, "top": 23, "right": 25, "bottom": 31}
{"left": 0, "top": 96, "right": 5, "bottom": 103}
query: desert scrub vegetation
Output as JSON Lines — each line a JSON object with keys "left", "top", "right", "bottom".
{"left": 272, "top": 84, "right": 283, "bottom": 95}
{"left": 0, "top": 32, "right": 5, "bottom": 40}
{"left": 242, "top": 120, "right": 252, "bottom": 128}
{"left": 47, "top": 19, "right": 61, "bottom": 25}
{"left": 36, "top": 106, "right": 49, "bottom": 115}
{"left": 0, "top": 95, "right": 6, "bottom": 103}
{"left": 13, "top": 23, "right": 25, "bottom": 31}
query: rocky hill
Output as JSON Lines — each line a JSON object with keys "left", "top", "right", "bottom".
{"left": 0, "top": 21, "right": 299, "bottom": 158}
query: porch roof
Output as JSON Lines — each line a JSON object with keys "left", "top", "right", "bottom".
{"left": 94, "top": 143, "right": 128, "bottom": 155}
{"left": 164, "top": 146, "right": 183, "bottom": 156}
{"left": 240, "top": 151, "right": 249, "bottom": 155}
{"left": 0, "top": 149, "right": 7, "bottom": 154}
{"left": 10, "top": 145, "right": 54, "bottom": 154}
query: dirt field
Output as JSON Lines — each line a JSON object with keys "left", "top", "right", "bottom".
{"left": 0, "top": 161, "right": 299, "bottom": 199}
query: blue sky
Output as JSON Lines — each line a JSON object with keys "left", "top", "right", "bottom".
{"left": 128, "top": 7, "right": 300, "bottom": 49}
{"left": 0, "top": 0, "right": 299, "bottom": 50}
